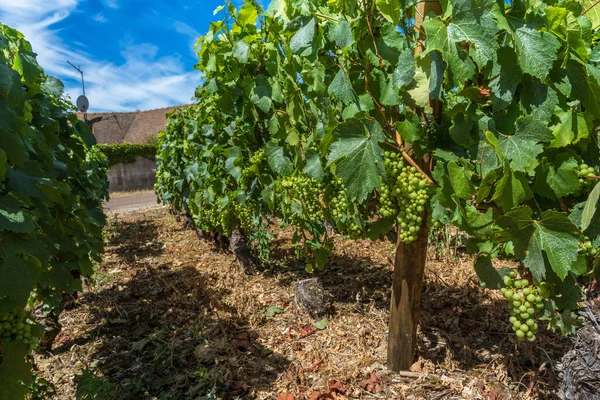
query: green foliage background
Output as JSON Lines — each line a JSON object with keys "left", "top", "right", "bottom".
{"left": 97, "top": 143, "right": 157, "bottom": 166}
{"left": 0, "top": 23, "right": 108, "bottom": 398}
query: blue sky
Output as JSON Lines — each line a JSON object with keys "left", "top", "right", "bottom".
{"left": 0, "top": 0, "right": 239, "bottom": 112}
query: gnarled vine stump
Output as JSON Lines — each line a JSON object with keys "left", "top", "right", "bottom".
{"left": 557, "top": 299, "right": 600, "bottom": 400}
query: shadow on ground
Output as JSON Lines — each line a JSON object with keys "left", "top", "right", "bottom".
{"left": 260, "top": 230, "right": 564, "bottom": 389}
{"left": 48, "top": 212, "right": 565, "bottom": 399}
{"left": 57, "top": 216, "right": 290, "bottom": 400}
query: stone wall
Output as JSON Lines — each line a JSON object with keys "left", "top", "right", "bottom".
{"left": 107, "top": 156, "right": 156, "bottom": 192}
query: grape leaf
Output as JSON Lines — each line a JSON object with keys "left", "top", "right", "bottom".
{"left": 238, "top": 2, "right": 258, "bottom": 26}
{"left": 328, "top": 68, "right": 358, "bottom": 106}
{"left": 553, "top": 275, "right": 584, "bottom": 309}
{"left": 225, "top": 147, "right": 242, "bottom": 180}
{"left": 447, "top": 161, "right": 476, "bottom": 200}
{"left": 567, "top": 61, "right": 600, "bottom": 118}
{"left": 366, "top": 217, "right": 395, "bottom": 240}
{"left": 327, "top": 119, "right": 385, "bottom": 203}
{"left": 428, "top": 51, "right": 444, "bottom": 99}
{"left": 265, "top": 305, "right": 284, "bottom": 317}
{"left": 520, "top": 75, "right": 559, "bottom": 124}
{"left": 582, "top": 181, "right": 600, "bottom": 232}
{"left": 423, "top": 0, "right": 498, "bottom": 85}
{"left": 0, "top": 148, "right": 5, "bottom": 179}
{"left": 396, "top": 111, "right": 422, "bottom": 143}
{"left": 233, "top": 40, "right": 250, "bottom": 63}
{"left": 497, "top": 208, "right": 580, "bottom": 281}
{"left": 327, "top": 20, "right": 353, "bottom": 48}
{"left": 304, "top": 150, "right": 324, "bottom": 181}
{"left": 549, "top": 107, "right": 593, "bottom": 148}
{"left": 313, "top": 318, "right": 328, "bottom": 330}
{"left": 12, "top": 51, "right": 42, "bottom": 87}
{"left": 0, "top": 99, "right": 26, "bottom": 166}
{"left": 546, "top": 155, "right": 579, "bottom": 198}
{"left": 376, "top": 0, "right": 400, "bottom": 23}
{"left": 513, "top": 26, "right": 560, "bottom": 80}
{"left": 491, "top": 166, "right": 532, "bottom": 211}
{"left": 0, "top": 340, "right": 32, "bottom": 400}
{"left": 489, "top": 47, "right": 521, "bottom": 111}
{"left": 251, "top": 75, "right": 273, "bottom": 112}
{"left": 290, "top": 18, "right": 316, "bottom": 56}
{"left": 474, "top": 255, "right": 510, "bottom": 289}
{"left": 497, "top": 116, "right": 553, "bottom": 173}
{"left": 393, "top": 49, "right": 415, "bottom": 88}
{"left": 265, "top": 143, "right": 293, "bottom": 176}
{"left": 0, "top": 195, "right": 34, "bottom": 233}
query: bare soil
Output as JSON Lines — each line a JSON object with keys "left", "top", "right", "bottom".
{"left": 35, "top": 207, "right": 568, "bottom": 399}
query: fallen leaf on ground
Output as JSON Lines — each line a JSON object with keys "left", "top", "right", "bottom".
{"left": 277, "top": 392, "right": 294, "bottom": 400}
{"left": 360, "top": 373, "right": 382, "bottom": 393}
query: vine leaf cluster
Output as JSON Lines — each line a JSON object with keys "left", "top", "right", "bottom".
{"left": 0, "top": 23, "right": 108, "bottom": 398}
{"left": 155, "top": 0, "right": 599, "bottom": 340}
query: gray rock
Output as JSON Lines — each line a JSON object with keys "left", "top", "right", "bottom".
{"left": 294, "top": 278, "right": 333, "bottom": 319}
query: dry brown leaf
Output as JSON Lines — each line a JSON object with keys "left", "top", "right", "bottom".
{"left": 277, "top": 391, "right": 295, "bottom": 400}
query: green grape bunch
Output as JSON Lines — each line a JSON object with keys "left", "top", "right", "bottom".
{"left": 0, "top": 310, "right": 41, "bottom": 353}
{"left": 241, "top": 149, "right": 267, "bottom": 188}
{"left": 281, "top": 175, "right": 326, "bottom": 228}
{"left": 500, "top": 271, "right": 547, "bottom": 342}
{"left": 233, "top": 202, "right": 255, "bottom": 232}
{"left": 580, "top": 236, "right": 599, "bottom": 258}
{"left": 250, "top": 149, "right": 266, "bottom": 165}
{"left": 379, "top": 151, "right": 431, "bottom": 244}
{"left": 578, "top": 163, "right": 598, "bottom": 193}
{"left": 329, "top": 177, "right": 362, "bottom": 238}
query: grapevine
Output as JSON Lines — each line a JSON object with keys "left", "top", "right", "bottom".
{"left": 154, "top": 0, "right": 600, "bottom": 372}
{"left": 0, "top": 23, "right": 108, "bottom": 398}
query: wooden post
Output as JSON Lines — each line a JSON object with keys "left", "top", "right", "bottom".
{"left": 387, "top": 217, "right": 430, "bottom": 371}
{"left": 386, "top": 0, "right": 442, "bottom": 372}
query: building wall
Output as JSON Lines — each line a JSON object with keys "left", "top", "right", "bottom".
{"left": 107, "top": 156, "right": 156, "bottom": 192}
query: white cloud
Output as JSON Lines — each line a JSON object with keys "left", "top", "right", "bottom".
{"left": 174, "top": 21, "right": 199, "bottom": 39}
{"left": 0, "top": 0, "right": 199, "bottom": 112}
{"left": 93, "top": 13, "right": 107, "bottom": 23}
{"left": 102, "top": 0, "right": 119, "bottom": 9}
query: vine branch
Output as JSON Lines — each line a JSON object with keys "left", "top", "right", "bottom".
{"left": 365, "top": 7, "right": 385, "bottom": 68}
{"left": 558, "top": 197, "right": 569, "bottom": 214}
{"left": 315, "top": 12, "right": 338, "bottom": 21}
{"left": 394, "top": 130, "right": 435, "bottom": 185}
{"left": 583, "top": 0, "right": 600, "bottom": 15}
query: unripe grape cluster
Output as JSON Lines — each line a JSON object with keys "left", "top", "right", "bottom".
{"left": 379, "top": 151, "right": 430, "bottom": 243}
{"left": 233, "top": 202, "right": 254, "bottom": 231}
{"left": 578, "top": 163, "right": 598, "bottom": 193}
{"left": 500, "top": 272, "right": 546, "bottom": 342}
{"left": 249, "top": 149, "right": 266, "bottom": 165}
{"left": 281, "top": 175, "right": 325, "bottom": 228}
{"left": 329, "top": 178, "right": 362, "bottom": 238}
{"left": 197, "top": 199, "right": 221, "bottom": 233}
{"left": 241, "top": 149, "right": 267, "bottom": 189}
{"left": 218, "top": 208, "right": 233, "bottom": 237}
{"left": 0, "top": 310, "right": 40, "bottom": 352}
{"left": 580, "top": 236, "right": 599, "bottom": 258}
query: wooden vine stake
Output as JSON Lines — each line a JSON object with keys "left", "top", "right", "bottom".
{"left": 387, "top": 0, "right": 442, "bottom": 372}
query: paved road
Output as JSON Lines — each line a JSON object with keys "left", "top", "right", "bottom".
{"left": 103, "top": 192, "right": 160, "bottom": 212}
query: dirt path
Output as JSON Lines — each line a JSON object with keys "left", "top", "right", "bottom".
{"left": 103, "top": 191, "right": 159, "bottom": 212}
{"left": 35, "top": 207, "right": 567, "bottom": 400}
